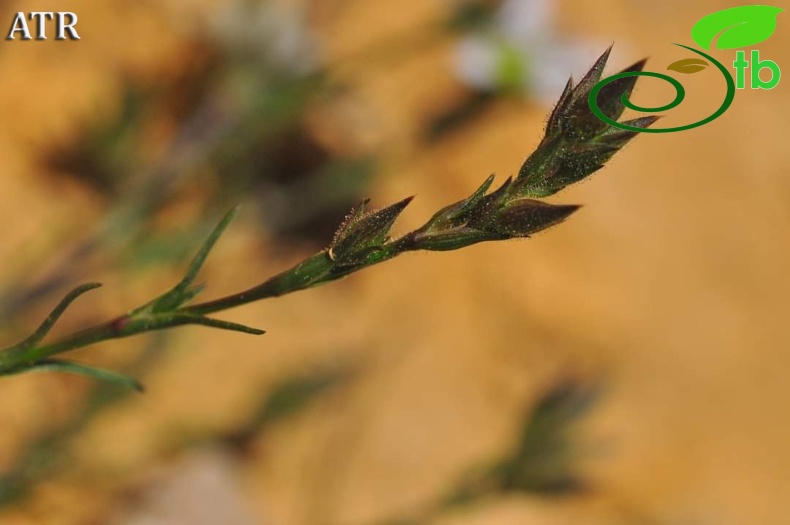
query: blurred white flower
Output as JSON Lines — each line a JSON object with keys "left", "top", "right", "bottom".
{"left": 454, "top": 0, "right": 603, "bottom": 104}
{"left": 210, "top": 1, "right": 320, "bottom": 75}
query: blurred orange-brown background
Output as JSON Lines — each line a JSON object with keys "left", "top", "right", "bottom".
{"left": 0, "top": 0, "right": 789, "bottom": 524}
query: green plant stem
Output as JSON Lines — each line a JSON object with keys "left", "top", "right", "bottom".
{"left": 184, "top": 236, "right": 414, "bottom": 315}
{"left": 0, "top": 47, "right": 656, "bottom": 390}
{"left": 16, "top": 318, "right": 172, "bottom": 365}
{"left": 0, "top": 238, "right": 413, "bottom": 371}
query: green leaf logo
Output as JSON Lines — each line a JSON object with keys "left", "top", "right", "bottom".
{"left": 692, "top": 5, "right": 783, "bottom": 50}
{"left": 667, "top": 58, "right": 709, "bottom": 74}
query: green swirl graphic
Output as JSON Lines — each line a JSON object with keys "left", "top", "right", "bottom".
{"left": 588, "top": 44, "right": 736, "bottom": 133}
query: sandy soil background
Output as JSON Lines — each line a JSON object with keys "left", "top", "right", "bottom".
{"left": 0, "top": 1, "right": 788, "bottom": 524}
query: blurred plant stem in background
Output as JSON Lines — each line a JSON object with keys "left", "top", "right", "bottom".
{"left": 373, "top": 378, "right": 601, "bottom": 525}
{"left": 0, "top": 0, "right": 375, "bottom": 327}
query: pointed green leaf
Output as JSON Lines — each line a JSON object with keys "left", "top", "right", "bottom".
{"left": 170, "top": 314, "right": 265, "bottom": 335}
{"left": 151, "top": 207, "right": 238, "bottom": 312}
{"left": 592, "top": 59, "right": 648, "bottom": 121}
{"left": 420, "top": 174, "right": 496, "bottom": 232}
{"left": 329, "top": 196, "right": 413, "bottom": 262}
{"left": 7, "top": 359, "right": 143, "bottom": 392}
{"left": 692, "top": 5, "right": 783, "bottom": 50}
{"left": 180, "top": 208, "right": 238, "bottom": 291}
{"left": 466, "top": 176, "right": 513, "bottom": 227}
{"left": 571, "top": 45, "right": 613, "bottom": 104}
{"left": 20, "top": 283, "right": 102, "bottom": 349}
{"left": 413, "top": 226, "right": 504, "bottom": 251}
{"left": 330, "top": 199, "right": 371, "bottom": 253}
{"left": 546, "top": 46, "right": 621, "bottom": 141}
{"left": 667, "top": 58, "right": 709, "bottom": 74}
{"left": 565, "top": 47, "right": 614, "bottom": 133}
{"left": 597, "top": 116, "right": 661, "bottom": 147}
{"left": 546, "top": 77, "right": 575, "bottom": 135}
{"left": 492, "top": 199, "right": 580, "bottom": 237}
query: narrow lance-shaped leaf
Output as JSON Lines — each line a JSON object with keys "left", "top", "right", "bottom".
{"left": 150, "top": 207, "right": 239, "bottom": 313}
{"left": 170, "top": 314, "right": 266, "bottom": 335}
{"left": 465, "top": 176, "right": 514, "bottom": 228}
{"left": 17, "top": 283, "right": 102, "bottom": 351}
{"left": 420, "top": 174, "right": 496, "bottom": 232}
{"left": 331, "top": 199, "right": 371, "bottom": 244}
{"left": 492, "top": 200, "right": 581, "bottom": 238}
{"left": 597, "top": 116, "right": 661, "bottom": 147}
{"left": 570, "top": 45, "right": 612, "bottom": 106}
{"left": 594, "top": 58, "right": 647, "bottom": 121}
{"left": 546, "top": 76, "right": 575, "bottom": 136}
{"left": 329, "top": 196, "right": 413, "bottom": 264}
{"left": 2, "top": 359, "right": 144, "bottom": 392}
{"left": 413, "top": 226, "right": 504, "bottom": 252}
